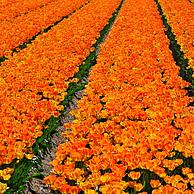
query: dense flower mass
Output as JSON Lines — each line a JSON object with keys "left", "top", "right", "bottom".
{"left": 0, "top": 0, "right": 121, "bottom": 184}
{"left": 158, "top": 0, "right": 194, "bottom": 70}
{"left": 0, "top": 0, "right": 88, "bottom": 57}
{"left": 44, "top": 0, "right": 194, "bottom": 193}
{"left": 1, "top": 0, "right": 194, "bottom": 193}
{"left": 0, "top": 0, "right": 54, "bottom": 21}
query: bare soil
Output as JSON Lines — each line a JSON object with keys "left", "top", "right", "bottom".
{"left": 24, "top": 91, "right": 83, "bottom": 194}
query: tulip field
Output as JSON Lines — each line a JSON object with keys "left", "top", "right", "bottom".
{"left": 0, "top": 0, "right": 194, "bottom": 193}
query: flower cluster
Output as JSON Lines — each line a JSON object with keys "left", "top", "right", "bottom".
{"left": 0, "top": 0, "right": 88, "bottom": 57}
{"left": 0, "top": 168, "right": 14, "bottom": 181}
{"left": 0, "top": 0, "right": 54, "bottom": 21}
{"left": 158, "top": 0, "right": 194, "bottom": 70}
{"left": 0, "top": 0, "right": 121, "bottom": 189}
{"left": 44, "top": 0, "right": 194, "bottom": 193}
{"left": 0, "top": 168, "right": 14, "bottom": 194}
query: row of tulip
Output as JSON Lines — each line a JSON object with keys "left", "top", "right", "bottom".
{"left": 158, "top": 0, "right": 194, "bottom": 70}
{"left": 0, "top": 0, "right": 122, "bottom": 193}
{"left": 44, "top": 0, "right": 194, "bottom": 193}
{"left": 0, "top": 0, "right": 88, "bottom": 57}
{"left": 0, "top": 0, "right": 54, "bottom": 21}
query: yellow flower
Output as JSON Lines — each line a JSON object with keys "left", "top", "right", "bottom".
{"left": 0, "top": 168, "right": 14, "bottom": 181}
{"left": 25, "top": 154, "right": 34, "bottom": 160}
{"left": 100, "top": 175, "right": 110, "bottom": 183}
{"left": 187, "top": 173, "right": 194, "bottom": 180}
{"left": 2, "top": 174, "right": 11, "bottom": 181}
{"left": 85, "top": 189, "right": 97, "bottom": 194}
{"left": 0, "top": 182, "right": 8, "bottom": 193}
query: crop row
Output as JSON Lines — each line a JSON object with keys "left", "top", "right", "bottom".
{"left": 158, "top": 0, "right": 194, "bottom": 70}
{"left": 44, "top": 0, "right": 194, "bottom": 193}
{"left": 0, "top": 0, "right": 88, "bottom": 57}
{"left": 0, "top": 0, "right": 54, "bottom": 21}
{"left": 0, "top": 0, "right": 122, "bottom": 192}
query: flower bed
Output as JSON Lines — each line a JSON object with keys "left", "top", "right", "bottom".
{"left": 0, "top": 0, "right": 122, "bottom": 192}
{"left": 44, "top": 0, "right": 194, "bottom": 192}
{"left": 0, "top": 0, "right": 54, "bottom": 21}
{"left": 158, "top": 0, "right": 194, "bottom": 70}
{"left": 0, "top": 0, "right": 88, "bottom": 57}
